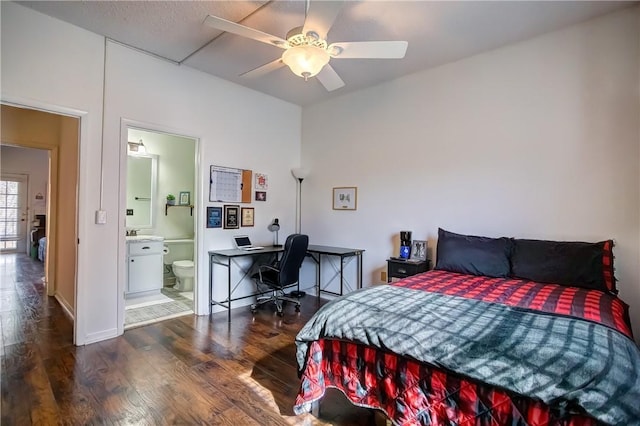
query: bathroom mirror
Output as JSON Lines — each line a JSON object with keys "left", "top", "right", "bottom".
{"left": 126, "top": 152, "right": 158, "bottom": 229}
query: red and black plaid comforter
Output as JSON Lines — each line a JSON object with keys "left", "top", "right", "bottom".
{"left": 294, "top": 270, "right": 636, "bottom": 426}
{"left": 395, "top": 270, "right": 632, "bottom": 340}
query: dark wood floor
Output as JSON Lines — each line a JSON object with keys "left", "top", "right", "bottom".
{"left": 1, "top": 253, "right": 380, "bottom": 425}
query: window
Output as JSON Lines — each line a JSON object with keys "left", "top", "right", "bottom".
{"left": 0, "top": 177, "right": 25, "bottom": 252}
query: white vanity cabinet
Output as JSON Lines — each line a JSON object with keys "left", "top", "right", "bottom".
{"left": 126, "top": 238, "right": 164, "bottom": 297}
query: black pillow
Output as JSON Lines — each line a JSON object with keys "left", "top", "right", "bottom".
{"left": 510, "top": 238, "right": 616, "bottom": 293}
{"left": 434, "top": 228, "right": 512, "bottom": 278}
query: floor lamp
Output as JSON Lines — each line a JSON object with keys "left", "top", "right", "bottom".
{"left": 291, "top": 167, "right": 309, "bottom": 234}
{"left": 290, "top": 167, "right": 309, "bottom": 298}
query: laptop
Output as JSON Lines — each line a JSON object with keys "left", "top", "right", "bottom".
{"left": 233, "top": 235, "right": 264, "bottom": 251}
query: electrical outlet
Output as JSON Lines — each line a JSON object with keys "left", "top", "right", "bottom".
{"left": 381, "top": 271, "right": 387, "bottom": 282}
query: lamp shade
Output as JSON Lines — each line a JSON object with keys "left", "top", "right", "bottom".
{"left": 291, "top": 168, "right": 310, "bottom": 180}
{"left": 268, "top": 218, "right": 280, "bottom": 232}
{"left": 268, "top": 218, "right": 281, "bottom": 247}
{"left": 282, "top": 45, "right": 330, "bottom": 79}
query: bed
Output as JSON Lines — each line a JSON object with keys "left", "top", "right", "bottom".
{"left": 294, "top": 229, "right": 640, "bottom": 425}
{"left": 38, "top": 236, "right": 46, "bottom": 262}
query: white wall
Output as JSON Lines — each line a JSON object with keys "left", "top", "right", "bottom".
{"left": 2, "top": 1, "right": 107, "bottom": 344}
{"left": 0, "top": 145, "right": 49, "bottom": 252}
{"left": 302, "top": 7, "right": 640, "bottom": 341}
{"left": 2, "top": 2, "right": 302, "bottom": 344}
{"left": 106, "top": 41, "right": 302, "bottom": 325}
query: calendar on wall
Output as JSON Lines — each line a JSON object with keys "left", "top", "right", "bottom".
{"left": 209, "top": 165, "right": 253, "bottom": 203}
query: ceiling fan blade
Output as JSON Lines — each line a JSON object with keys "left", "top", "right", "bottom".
{"left": 330, "top": 41, "right": 408, "bottom": 59}
{"left": 302, "top": 0, "right": 344, "bottom": 40}
{"left": 204, "top": 15, "right": 288, "bottom": 48}
{"left": 240, "top": 58, "right": 285, "bottom": 78}
{"left": 316, "top": 64, "right": 345, "bottom": 92}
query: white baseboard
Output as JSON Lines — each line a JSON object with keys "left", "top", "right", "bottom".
{"left": 83, "top": 328, "right": 119, "bottom": 345}
{"left": 54, "top": 293, "right": 75, "bottom": 321}
{"left": 54, "top": 293, "right": 119, "bottom": 345}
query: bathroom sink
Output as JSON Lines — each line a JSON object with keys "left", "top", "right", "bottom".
{"left": 126, "top": 235, "right": 164, "bottom": 242}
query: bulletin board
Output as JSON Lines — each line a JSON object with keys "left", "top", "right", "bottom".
{"left": 209, "top": 165, "right": 252, "bottom": 203}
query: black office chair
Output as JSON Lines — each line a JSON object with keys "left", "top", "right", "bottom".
{"left": 250, "top": 233, "right": 309, "bottom": 316}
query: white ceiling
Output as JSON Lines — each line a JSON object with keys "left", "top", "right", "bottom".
{"left": 18, "top": 0, "right": 634, "bottom": 106}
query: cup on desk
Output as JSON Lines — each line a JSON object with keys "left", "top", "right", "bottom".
{"left": 399, "top": 245, "right": 410, "bottom": 259}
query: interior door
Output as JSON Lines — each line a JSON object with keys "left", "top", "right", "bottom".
{"left": 0, "top": 173, "right": 28, "bottom": 253}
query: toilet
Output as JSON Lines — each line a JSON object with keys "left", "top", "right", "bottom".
{"left": 172, "top": 260, "right": 194, "bottom": 291}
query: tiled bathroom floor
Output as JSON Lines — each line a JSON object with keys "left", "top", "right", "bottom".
{"left": 124, "top": 287, "right": 193, "bottom": 329}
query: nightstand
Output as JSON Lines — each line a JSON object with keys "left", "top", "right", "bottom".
{"left": 387, "top": 258, "right": 430, "bottom": 282}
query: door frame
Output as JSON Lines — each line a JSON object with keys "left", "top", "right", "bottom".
{"left": 117, "top": 118, "right": 201, "bottom": 335}
{"left": 1, "top": 96, "right": 86, "bottom": 345}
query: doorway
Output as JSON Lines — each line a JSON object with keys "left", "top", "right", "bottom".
{"left": 119, "top": 121, "right": 199, "bottom": 331}
{"left": 1, "top": 103, "right": 80, "bottom": 342}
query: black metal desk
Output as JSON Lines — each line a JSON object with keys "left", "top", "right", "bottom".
{"left": 208, "top": 244, "right": 365, "bottom": 321}
{"left": 208, "top": 246, "right": 283, "bottom": 321}
{"left": 306, "top": 245, "right": 365, "bottom": 299}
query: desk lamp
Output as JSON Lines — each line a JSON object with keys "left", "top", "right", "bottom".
{"left": 268, "top": 218, "right": 281, "bottom": 247}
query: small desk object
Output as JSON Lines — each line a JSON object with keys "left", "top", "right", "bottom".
{"left": 387, "top": 258, "right": 430, "bottom": 282}
{"left": 208, "top": 244, "right": 365, "bottom": 321}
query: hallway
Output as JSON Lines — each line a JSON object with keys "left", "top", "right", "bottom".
{"left": 0, "top": 253, "right": 74, "bottom": 348}
{"left": 0, "top": 253, "right": 75, "bottom": 423}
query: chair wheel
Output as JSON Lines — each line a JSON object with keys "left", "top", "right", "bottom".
{"left": 295, "top": 305, "right": 301, "bottom": 312}
{"left": 277, "top": 311, "right": 284, "bottom": 317}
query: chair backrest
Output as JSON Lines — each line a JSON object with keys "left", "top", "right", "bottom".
{"left": 277, "top": 234, "right": 309, "bottom": 287}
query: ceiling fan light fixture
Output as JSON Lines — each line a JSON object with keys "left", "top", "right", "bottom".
{"left": 304, "top": 31, "right": 320, "bottom": 42}
{"left": 328, "top": 44, "right": 343, "bottom": 57}
{"left": 282, "top": 45, "right": 330, "bottom": 81}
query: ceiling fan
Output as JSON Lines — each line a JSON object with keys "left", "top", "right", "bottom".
{"left": 204, "top": 1, "right": 408, "bottom": 92}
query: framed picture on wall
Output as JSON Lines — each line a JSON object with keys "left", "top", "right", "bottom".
{"left": 241, "top": 207, "right": 254, "bottom": 227}
{"left": 206, "top": 206, "right": 222, "bottom": 228}
{"left": 179, "top": 191, "right": 190, "bottom": 205}
{"left": 255, "top": 173, "right": 268, "bottom": 190}
{"left": 223, "top": 205, "right": 240, "bottom": 229}
{"left": 333, "top": 187, "right": 357, "bottom": 210}
{"left": 255, "top": 191, "right": 267, "bottom": 201}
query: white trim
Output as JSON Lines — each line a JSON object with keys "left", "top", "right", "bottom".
{"left": 118, "top": 118, "right": 201, "bottom": 336}
{"left": 124, "top": 311, "right": 194, "bottom": 331}
{"left": 1, "top": 97, "right": 87, "bottom": 119}
{"left": 1, "top": 94, "right": 89, "bottom": 346}
{"left": 54, "top": 293, "right": 75, "bottom": 321}
{"left": 84, "top": 328, "right": 119, "bottom": 345}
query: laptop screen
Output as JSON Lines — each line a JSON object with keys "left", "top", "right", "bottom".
{"left": 234, "top": 235, "right": 252, "bottom": 248}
